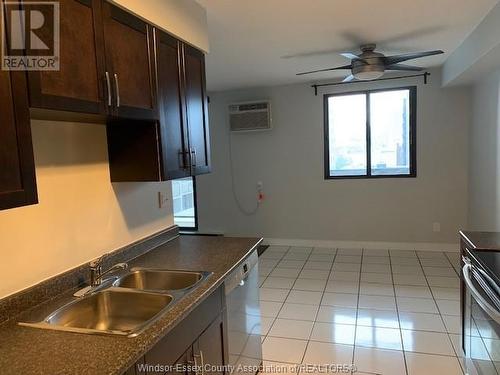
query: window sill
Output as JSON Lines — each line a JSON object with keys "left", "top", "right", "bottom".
{"left": 325, "top": 173, "right": 416, "bottom": 180}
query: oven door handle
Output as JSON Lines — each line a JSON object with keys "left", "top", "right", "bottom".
{"left": 477, "top": 267, "right": 500, "bottom": 296}
{"left": 463, "top": 262, "right": 500, "bottom": 324}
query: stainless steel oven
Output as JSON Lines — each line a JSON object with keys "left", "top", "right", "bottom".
{"left": 462, "top": 250, "right": 500, "bottom": 375}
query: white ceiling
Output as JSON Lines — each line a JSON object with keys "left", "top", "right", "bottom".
{"left": 197, "top": 0, "right": 499, "bottom": 91}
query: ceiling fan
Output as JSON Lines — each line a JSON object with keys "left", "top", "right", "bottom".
{"left": 296, "top": 44, "right": 444, "bottom": 82}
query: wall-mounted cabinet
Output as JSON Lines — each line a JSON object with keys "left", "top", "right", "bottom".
{"left": 106, "top": 28, "right": 211, "bottom": 182}
{"left": 0, "top": 3, "right": 38, "bottom": 210}
{"left": 0, "top": 0, "right": 210, "bottom": 204}
{"left": 156, "top": 31, "right": 190, "bottom": 180}
{"left": 27, "top": 0, "right": 158, "bottom": 121}
{"left": 27, "top": 0, "right": 106, "bottom": 115}
{"left": 101, "top": 2, "right": 157, "bottom": 120}
{"left": 182, "top": 43, "right": 211, "bottom": 176}
{"left": 156, "top": 30, "right": 210, "bottom": 179}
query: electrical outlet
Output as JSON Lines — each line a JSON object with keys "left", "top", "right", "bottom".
{"left": 158, "top": 191, "right": 169, "bottom": 209}
{"left": 433, "top": 222, "right": 441, "bottom": 233}
{"left": 257, "top": 181, "right": 264, "bottom": 203}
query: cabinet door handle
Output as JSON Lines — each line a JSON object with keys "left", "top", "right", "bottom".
{"left": 194, "top": 352, "right": 204, "bottom": 375}
{"left": 187, "top": 360, "right": 196, "bottom": 375}
{"left": 105, "top": 72, "right": 111, "bottom": 107}
{"left": 114, "top": 73, "right": 120, "bottom": 108}
{"left": 190, "top": 148, "right": 197, "bottom": 167}
{"left": 193, "top": 354, "right": 200, "bottom": 375}
{"left": 199, "top": 351, "right": 204, "bottom": 375}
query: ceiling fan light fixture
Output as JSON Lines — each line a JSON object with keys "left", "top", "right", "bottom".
{"left": 353, "top": 69, "right": 384, "bottom": 81}
{"left": 296, "top": 44, "right": 444, "bottom": 79}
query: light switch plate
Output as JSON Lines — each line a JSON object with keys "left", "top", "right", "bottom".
{"left": 158, "top": 191, "right": 169, "bottom": 208}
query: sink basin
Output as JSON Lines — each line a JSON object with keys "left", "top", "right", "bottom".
{"left": 114, "top": 269, "right": 208, "bottom": 292}
{"left": 20, "top": 269, "right": 212, "bottom": 337}
{"left": 21, "top": 288, "right": 173, "bottom": 337}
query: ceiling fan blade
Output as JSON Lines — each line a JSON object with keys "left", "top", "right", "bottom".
{"left": 281, "top": 49, "right": 340, "bottom": 59}
{"left": 342, "top": 75, "right": 355, "bottom": 82}
{"left": 296, "top": 64, "right": 352, "bottom": 76}
{"left": 384, "top": 50, "right": 444, "bottom": 65}
{"left": 340, "top": 52, "right": 359, "bottom": 60}
{"left": 385, "top": 64, "right": 423, "bottom": 72}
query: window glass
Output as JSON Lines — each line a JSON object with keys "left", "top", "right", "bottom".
{"left": 328, "top": 94, "right": 367, "bottom": 176}
{"left": 370, "top": 90, "right": 411, "bottom": 175}
{"left": 325, "top": 88, "right": 415, "bottom": 178}
{"left": 172, "top": 177, "right": 196, "bottom": 228}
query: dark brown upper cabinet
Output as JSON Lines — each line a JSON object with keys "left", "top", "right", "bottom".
{"left": 156, "top": 31, "right": 190, "bottom": 180}
{"left": 27, "top": 0, "right": 106, "bottom": 115}
{"left": 182, "top": 44, "right": 211, "bottom": 176}
{"left": 26, "top": 0, "right": 157, "bottom": 121}
{"left": 0, "top": 7, "right": 38, "bottom": 210}
{"left": 107, "top": 29, "right": 211, "bottom": 182}
{"left": 101, "top": 1, "right": 157, "bottom": 120}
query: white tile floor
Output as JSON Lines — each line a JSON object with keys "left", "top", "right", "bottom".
{"left": 258, "top": 245, "right": 466, "bottom": 375}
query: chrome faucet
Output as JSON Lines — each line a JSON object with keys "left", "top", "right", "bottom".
{"left": 89, "top": 255, "right": 128, "bottom": 286}
{"left": 74, "top": 254, "right": 128, "bottom": 297}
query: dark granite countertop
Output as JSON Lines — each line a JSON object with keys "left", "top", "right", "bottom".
{"left": 0, "top": 235, "right": 262, "bottom": 375}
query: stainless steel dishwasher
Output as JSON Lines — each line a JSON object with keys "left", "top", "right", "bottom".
{"left": 225, "top": 249, "right": 263, "bottom": 374}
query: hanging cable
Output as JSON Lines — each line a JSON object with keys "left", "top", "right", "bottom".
{"left": 228, "top": 132, "right": 260, "bottom": 216}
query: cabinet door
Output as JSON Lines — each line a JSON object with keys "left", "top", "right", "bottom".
{"left": 156, "top": 29, "right": 190, "bottom": 180}
{"left": 166, "top": 346, "right": 193, "bottom": 375}
{"left": 182, "top": 44, "right": 210, "bottom": 176}
{"left": 123, "top": 356, "right": 145, "bottom": 375}
{"left": 195, "top": 315, "right": 226, "bottom": 375}
{"left": 102, "top": 2, "right": 157, "bottom": 120}
{"left": 0, "top": 37, "right": 38, "bottom": 209}
{"left": 27, "top": 0, "right": 106, "bottom": 114}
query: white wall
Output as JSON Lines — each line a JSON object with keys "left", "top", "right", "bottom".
{"left": 468, "top": 70, "right": 500, "bottom": 230}
{"left": 111, "top": 0, "right": 209, "bottom": 52}
{"left": 0, "top": 0, "right": 207, "bottom": 299}
{"left": 197, "top": 70, "right": 471, "bottom": 246}
{"left": 442, "top": 1, "right": 500, "bottom": 86}
{"left": 0, "top": 121, "right": 174, "bottom": 299}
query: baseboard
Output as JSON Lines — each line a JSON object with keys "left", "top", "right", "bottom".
{"left": 262, "top": 238, "right": 459, "bottom": 252}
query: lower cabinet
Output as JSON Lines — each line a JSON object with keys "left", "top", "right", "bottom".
{"left": 165, "top": 347, "right": 193, "bottom": 375}
{"left": 123, "top": 357, "right": 145, "bottom": 375}
{"left": 125, "top": 287, "right": 227, "bottom": 375}
{"left": 195, "top": 314, "right": 226, "bottom": 375}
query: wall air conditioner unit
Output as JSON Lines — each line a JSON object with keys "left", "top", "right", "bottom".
{"left": 228, "top": 101, "right": 271, "bottom": 132}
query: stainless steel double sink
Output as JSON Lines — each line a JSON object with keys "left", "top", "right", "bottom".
{"left": 20, "top": 268, "right": 211, "bottom": 337}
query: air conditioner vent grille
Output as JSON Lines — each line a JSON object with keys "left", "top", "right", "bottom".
{"left": 229, "top": 101, "right": 271, "bottom": 132}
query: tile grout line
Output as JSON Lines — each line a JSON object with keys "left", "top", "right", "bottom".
{"left": 260, "top": 246, "right": 290, "bottom": 343}
{"left": 350, "top": 248, "right": 364, "bottom": 374}
{"left": 299, "top": 246, "right": 339, "bottom": 368}
{"left": 416, "top": 250, "right": 465, "bottom": 375}
{"left": 264, "top": 245, "right": 315, "bottom": 365}
{"left": 260, "top": 247, "right": 466, "bottom": 373}
{"left": 444, "top": 251, "right": 461, "bottom": 278}
{"left": 259, "top": 246, "right": 290, "bottom": 286}
{"left": 389, "top": 248, "right": 410, "bottom": 375}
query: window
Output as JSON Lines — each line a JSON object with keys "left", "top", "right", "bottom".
{"left": 172, "top": 177, "right": 197, "bottom": 230}
{"left": 324, "top": 87, "right": 416, "bottom": 179}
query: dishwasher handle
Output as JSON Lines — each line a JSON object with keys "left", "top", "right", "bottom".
{"left": 225, "top": 250, "right": 258, "bottom": 295}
